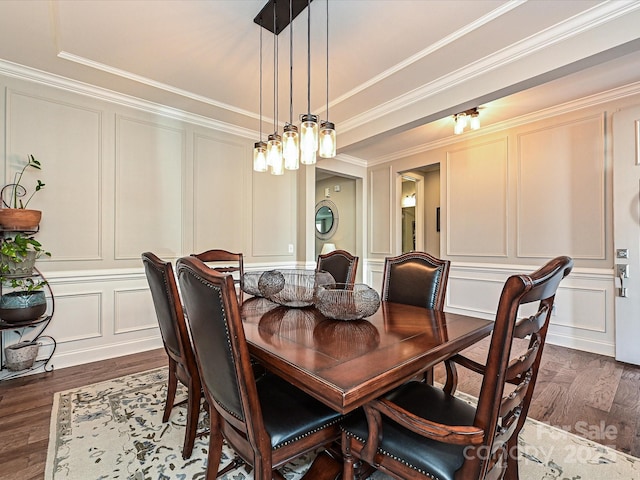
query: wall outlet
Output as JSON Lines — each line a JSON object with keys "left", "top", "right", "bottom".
{"left": 288, "top": 244, "right": 294, "bottom": 253}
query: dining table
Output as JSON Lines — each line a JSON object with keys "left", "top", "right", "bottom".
{"left": 240, "top": 297, "right": 494, "bottom": 415}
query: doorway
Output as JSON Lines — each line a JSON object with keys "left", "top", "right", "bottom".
{"left": 400, "top": 165, "right": 440, "bottom": 257}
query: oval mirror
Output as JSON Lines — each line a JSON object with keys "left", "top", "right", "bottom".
{"left": 316, "top": 206, "right": 334, "bottom": 234}
{"left": 315, "top": 200, "right": 339, "bottom": 240}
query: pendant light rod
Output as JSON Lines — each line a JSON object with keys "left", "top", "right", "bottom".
{"left": 325, "top": 0, "right": 329, "bottom": 121}
{"left": 289, "top": 0, "right": 294, "bottom": 123}
{"left": 306, "top": 0, "right": 311, "bottom": 115}
{"left": 259, "top": 22, "right": 263, "bottom": 140}
{"left": 273, "top": 0, "right": 278, "bottom": 133}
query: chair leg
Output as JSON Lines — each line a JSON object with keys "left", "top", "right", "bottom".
{"left": 504, "top": 435, "right": 520, "bottom": 480}
{"left": 164, "top": 358, "right": 178, "bottom": 422}
{"left": 182, "top": 378, "right": 201, "bottom": 459}
{"left": 206, "top": 410, "right": 224, "bottom": 480}
{"left": 342, "top": 433, "right": 355, "bottom": 480}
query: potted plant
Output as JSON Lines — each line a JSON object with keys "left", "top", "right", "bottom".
{"left": 0, "top": 154, "right": 45, "bottom": 230}
{"left": 0, "top": 277, "right": 48, "bottom": 324}
{"left": 0, "top": 233, "right": 50, "bottom": 277}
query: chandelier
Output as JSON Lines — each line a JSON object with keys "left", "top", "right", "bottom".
{"left": 253, "top": 0, "right": 337, "bottom": 174}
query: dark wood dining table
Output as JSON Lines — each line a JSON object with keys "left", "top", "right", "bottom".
{"left": 240, "top": 297, "right": 494, "bottom": 415}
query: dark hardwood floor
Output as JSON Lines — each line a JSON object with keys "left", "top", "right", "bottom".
{"left": 1, "top": 341, "right": 639, "bottom": 479}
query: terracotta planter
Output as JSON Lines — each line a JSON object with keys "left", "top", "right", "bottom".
{"left": 0, "top": 290, "right": 46, "bottom": 323}
{"left": 0, "top": 209, "right": 41, "bottom": 230}
{"left": 0, "top": 250, "right": 37, "bottom": 277}
{"left": 4, "top": 341, "right": 39, "bottom": 371}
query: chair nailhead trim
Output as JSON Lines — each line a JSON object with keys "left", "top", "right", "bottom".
{"left": 341, "top": 429, "right": 439, "bottom": 480}
{"left": 273, "top": 417, "right": 343, "bottom": 450}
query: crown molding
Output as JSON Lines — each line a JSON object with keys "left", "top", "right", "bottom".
{"left": 339, "top": 1, "right": 640, "bottom": 134}
{"left": 0, "top": 59, "right": 257, "bottom": 140}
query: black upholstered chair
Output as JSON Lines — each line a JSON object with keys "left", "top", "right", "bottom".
{"left": 176, "top": 256, "right": 343, "bottom": 480}
{"left": 381, "top": 251, "right": 451, "bottom": 310}
{"left": 341, "top": 256, "right": 573, "bottom": 480}
{"left": 316, "top": 249, "right": 359, "bottom": 286}
{"left": 141, "top": 252, "right": 202, "bottom": 460}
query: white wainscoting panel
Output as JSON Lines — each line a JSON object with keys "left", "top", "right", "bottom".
{"left": 446, "top": 139, "right": 508, "bottom": 257}
{"left": 44, "top": 291, "right": 103, "bottom": 343}
{"left": 516, "top": 114, "right": 605, "bottom": 259}
{"left": 114, "top": 287, "right": 157, "bottom": 334}
{"left": 447, "top": 263, "right": 614, "bottom": 356}
{"left": 115, "top": 115, "right": 185, "bottom": 259}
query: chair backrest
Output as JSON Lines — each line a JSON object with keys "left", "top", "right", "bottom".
{"left": 316, "top": 249, "right": 359, "bottom": 285}
{"left": 456, "top": 256, "right": 573, "bottom": 478}
{"left": 141, "top": 252, "right": 197, "bottom": 373}
{"left": 191, "top": 249, "right": 244, "bottom": 286}
{"left": 381, "top": 251, "right": 450, "bottom": 309}
{"left": 176, "top": 256, "right": 265, "bottom": 442}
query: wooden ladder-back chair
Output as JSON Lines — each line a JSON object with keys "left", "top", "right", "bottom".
{"left": 141, "top": 252, "right": 203, "bottom": 459}
{"left": 191, "top": 249, "right": 244, "bottom": 289}
{"left": 342, "top": 256, "right": 573, "bottom": 480}
{"left": 381, "top": 251, "right": 451, "bottom": 310}
{"left": 316, "top": 249, "right": 359, "bottom": 286}
{"left": 176, "top": 256, "right": 343, "bottom": 480}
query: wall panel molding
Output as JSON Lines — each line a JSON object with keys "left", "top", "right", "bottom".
{"left": 446, "top": 138, "right": 509, "bottom": 257}
{"left": 516, "top": 113, "right": 606, "bottom": 259}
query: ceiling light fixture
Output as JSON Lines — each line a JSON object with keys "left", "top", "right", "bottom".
{"left": 253, "top": 0, "right": 333, "bottom": 172}
{"left": 318, "top": 0, "right": 336, "bottom": 158}
{"left": 453, "top": 107, "right": 480, "bottom": 135}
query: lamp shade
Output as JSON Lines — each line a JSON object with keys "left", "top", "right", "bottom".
{"left": 253, "top": 141, "right": 268, "bottom": 172}
{"left": 283, "top": 123, "right": 300, "bottom": 170}
{"left": 300, "top": 113, "right": 319, "bottom": 164}
{"left": 320, "top": 243, "right": 336, "bottom": 255}
{"left": 318, "top": 121, "right": 336, "bottom": 158}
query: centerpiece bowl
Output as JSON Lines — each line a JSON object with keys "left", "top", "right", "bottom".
{"left": 242, "top": 269, "right": 335, "bottom": 308}
{"left": 314, "top": 283, "right": 380, "bottom": 321}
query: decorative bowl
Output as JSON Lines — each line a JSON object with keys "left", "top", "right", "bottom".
{"left": 241, "top": 269, "right": 335, "bottom": 307}
{"left": 314, "top": 283, "right": 380, "bottom": 321}
{"left": 241, "top": 271, "right": 264, "bottom": 297}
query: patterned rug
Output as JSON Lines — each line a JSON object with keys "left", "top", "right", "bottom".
{"left": 45, "top": 367, "right": 640, "bottom": 479}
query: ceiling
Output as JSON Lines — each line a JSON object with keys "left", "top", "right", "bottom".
{"left": 1, "top": 0, "right": 640, "bottom": 165}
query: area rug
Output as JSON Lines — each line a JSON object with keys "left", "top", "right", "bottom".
{"left": 45, "top": 367, "right": 640, "bottom": 479}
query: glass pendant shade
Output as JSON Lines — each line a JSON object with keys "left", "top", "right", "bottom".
{"left": 253, "top": 141, "right": 268, "bottom": 172}
{"left": 454, "top": 114, "right": 467, "bottom": 135}
{"left": 319, "top": 121, "right": 336, "bottom": 158}
{"left": 267, "top": 133, "right": 284, "bottom": 175}
{"left": 300, "top": 114, "right": 319, "bottom": 164}
{"left": 470, "top": 113, "right": 480, "bottom": 130}
{"left": 283, "top": 123, "right": 300, "bottom": 170}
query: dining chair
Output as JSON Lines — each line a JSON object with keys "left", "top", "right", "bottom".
{"left": 176, "top": 256, "right": 344, "bottom": 480}
{"left": 381, "top": 251, "right": 451, "bottom": 310}
{"left": 316, "top": 249, "right": 359, "bottom": 286}
{"left": 191, "top": 248, "right": 244, "bottom": 289}
{"left": 141, "top": 252, "right": 203, "bottom": 460}
{"left": 341, "top": 256, "right": 573, "bottom": 480}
